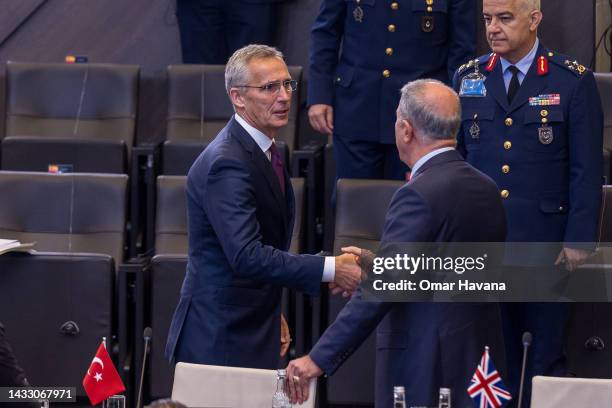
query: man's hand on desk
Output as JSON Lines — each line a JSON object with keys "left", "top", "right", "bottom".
{"left": 286, "top": 355, "right": 323, "bottom": 405}
{"left": 332, "top": 253, "right": 362, "bottom": 296}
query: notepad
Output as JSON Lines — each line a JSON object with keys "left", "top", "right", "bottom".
{"left": 0, "top": 239, "right": 35, "bottom": 255}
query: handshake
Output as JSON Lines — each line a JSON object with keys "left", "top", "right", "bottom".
{"left": 329, "top": 246, "right": 369, "bottom": 297}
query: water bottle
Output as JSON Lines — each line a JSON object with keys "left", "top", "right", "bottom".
{"left": 393, "top": 385, "right": 406, "bottom": 408}
{"left": 272, "top": 369, "right": 292, "bottom": 408}
{"left": 438, "top": 387, "right": 451, "bottom": 408}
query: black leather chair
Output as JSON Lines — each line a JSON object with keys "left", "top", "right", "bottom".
{"left": 0, "top": 171, "right": 128, "bottom": 266}
{"left": 595, "top": 73, "right": 612, "bottom": 183}
{"left": 0, "top": 252, "right": 115, "bottom": 396}
{"left": 161, "top": 64, "right": 301, "bottom": 175}
{"left": 146, "top": 176, "right": 305, "bottom": 401}
{"left": 2, "top": 62, "right": 139, "bottom": 174}
{"left": 567, "top": 185, "right": 612, "bottom": 378}
{"left": 324, "top": 178, "right": 403, "bottom": 406}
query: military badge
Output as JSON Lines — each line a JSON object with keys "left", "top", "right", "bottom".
{"left": 538, "top": 126, "right": 554, "bottom": 145}
{"left": 469, "top": 113, "right": 480, "bottom": 139}
{"left": 353, "top": 0, "right": 364, "bottom": 22}
{"left": 459, "top": 59, "right": 487, "bottom": 98}
{"left": 422, "top": 16, "right": 434, "bottom": 32}
{"left": 529, "top": 94, "right": 561, "bottom": 106}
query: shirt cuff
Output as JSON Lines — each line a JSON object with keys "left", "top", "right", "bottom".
{"left": 322, "top": 256, "right": 335, "bottom": 282}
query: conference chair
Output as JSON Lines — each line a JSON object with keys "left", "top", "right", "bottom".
{"left": 0, "top": 252, "right": 115, "bottom": 397}
{"left": 145, "top": 177, "right": 305, "bottom": 401}
{"left": 595, "top": 73, "right": 612, "bottom": 183}
{"left": 531, "top": 376, "right": 612, "bottom": 408}
{"left": 171, "top": 362, "right": 317, "bottom": 408}
{"left": 2, "top": 62, "right": 139, "bottom": 174}
{"left": 324, "top": 178, "right": 403, "bottom": 405}
{"left": 0, "top": 171, "right": 128, "bottom": 266}
{"left": 567, "top": 185, "right": 612, "bottom": 378}
{"left": 161, "top": 64, "right": 301, "bottom": 175}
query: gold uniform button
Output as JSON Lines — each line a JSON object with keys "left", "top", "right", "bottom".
{"left": 505, "top": 118, "right": 513, "bottom": 127}
{"left": 504, "top": 141, "right": 512, "bottom": 150}
{"left": 502, "top": 165, "right": 510, "bottom": 174}
{"left": 542, "top": 118, "right": 548, "bottom": 124}
{"left": 388, "top": 24, "right": 396, "bottom": 32}
{"left": 501, "top": 190, "right": 510, "bottom": 199}
{"left": 382, "top": 69, "right": 391, "bottom": 78}
{"left": 391, "top": 2, "right": 399, "bottom": 10}
{"left": 336, "top": 76, "right": 341, "bottom": 83}
{"left": 541, "top": 109, "right": 549, "bottom": 117}
{"left": 548, "top": 52, "right": 554, "bottom": 57}
{"left": 386, "top": 47, "right": 393, "bottom": 56}
{"left": 427, "top": 6, "right": 433, "bottom": 12}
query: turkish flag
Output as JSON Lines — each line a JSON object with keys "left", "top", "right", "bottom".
{"left": 82, "top": 342, "right": 126, "bottom": 406}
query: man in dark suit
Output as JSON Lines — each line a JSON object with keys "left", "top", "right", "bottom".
{"left": 308, "top": 0, "right": 477, "bottom": 181}
{"left": 165, "top": 45, "right": 362, "bottom": 369}
{"left": 286, "top": 79, "right": 507, "bottom": 407}
{"left": 176, "top": 0, "right": 281, "bottom": 64}
{"left": 453, "top": 0, "right": 602, "bottom": 405}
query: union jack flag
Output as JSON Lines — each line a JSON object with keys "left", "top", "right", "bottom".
{"left": 467, "top": 347, "right": 512, "bottom": 408}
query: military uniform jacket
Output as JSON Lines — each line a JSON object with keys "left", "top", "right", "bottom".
{"left": 309, "top": 0, "right": 475, "bottom": 144}
{"left": 453, "top": 44, "right": 603, "bottom": 245}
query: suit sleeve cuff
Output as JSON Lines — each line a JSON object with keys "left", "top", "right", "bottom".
{"left": 322, "top": 256, "right": 335, "bottom": 282}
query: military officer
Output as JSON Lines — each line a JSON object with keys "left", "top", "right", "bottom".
{"left": 454, "top": 0, "right": 603, "bottom": 406}
{"left": 309, "top": 0, "right": 476, "bottom": 181}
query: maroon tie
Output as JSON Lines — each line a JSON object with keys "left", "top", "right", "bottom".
{"left": 269, "top": 142, "right": 285, "bottom": 195}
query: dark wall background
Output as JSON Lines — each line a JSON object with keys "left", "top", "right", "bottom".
{"left": 0, "top": 0, "right": 598, "bottom": 146}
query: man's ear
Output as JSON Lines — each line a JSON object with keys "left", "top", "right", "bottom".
{"left": 230, "top": 88, "right": 246, "bottom": 109}
{"left": 529, "top": 10, "right": 542, "bottom": 32}
{"left": 402, "top": 119, "right": 414, "bottom": 144}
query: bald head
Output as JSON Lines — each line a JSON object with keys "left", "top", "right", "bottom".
{"left": 397, "top": 79, "right": 461, "bottom": 142}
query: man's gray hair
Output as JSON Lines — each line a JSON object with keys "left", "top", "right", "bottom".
{"left": 398, "top": 79, "right": 461, "bottom": 141}
{"left": 521, "top": 0, "right": 540, "bottom": 12}
{"left": 225, "top": 44, "right": 284, "bottom": 95}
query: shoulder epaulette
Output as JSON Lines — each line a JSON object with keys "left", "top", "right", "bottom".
{"left": 457, "top": 54, "right": 492, "bottom": 76}
{"left": 546, "top": 50, "right": 589, "bottom": 76}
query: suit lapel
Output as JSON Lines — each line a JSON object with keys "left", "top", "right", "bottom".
{"left": 229, "top": 118, "right": 289, "bottom": 229}
{"left": 485, "top": 62, "right": 510, "bottom": 112}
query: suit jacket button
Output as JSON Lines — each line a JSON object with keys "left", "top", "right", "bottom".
{"left": 386, "top": 47, "right": 393, "bottom": 56}
{"left": 504, "top": 141, "right": 512, "bottom": 150}
{"left": 501, "top": 190, "right": 510, "bottom": 199}
{"left": 505, "top": 118, "right": 513, "bottom": 127}
{"left": 383, "top": 69, "right": 391, "bottom": 78}
{"left": 388, "top": 24, "right": 396, "bottom": 32}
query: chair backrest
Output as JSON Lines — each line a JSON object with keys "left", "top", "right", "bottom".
{"left": 595, "top": 73, "right": 612, "bottom": 182}
{"left": 149, "top": 255, "right": 188, "bottom": 400}
{"left": 171, "top": 362, "right": 316, "bottom": 408}
{"left": 0, "top": 252, "right": 114, "bottom": 396}
{"left": 0, "top": 171, "right": 128, "bottom": 265}
{"left": 165, "top": 64, "right": 302, "bottom": 152}
{"left": 327, "top": 178, "right": 404, "bottom": 405}
{"left": 531, "top": 376, "right": 612, "bottom": 408}
{"left": 154, "top": 176, "right": 305, "bottom": 255}
{"left": 5, "top": 61, "right": 139, "bottom": 146}
{"left": 596, "top": 73, "right": 612, "bottom": 152}
{"left": 155, "top": 176, "right": 188, "bottom": 254}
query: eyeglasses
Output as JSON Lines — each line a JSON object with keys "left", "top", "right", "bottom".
{"left": 236, "top": 79, "right": 298, "bottom": 94}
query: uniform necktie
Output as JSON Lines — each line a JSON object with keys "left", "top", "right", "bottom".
{"left": 269, "top": 142, "right": 285, "bottom": 195}
{"left": 507, "top": 65, "right": 521, "bottom": 104}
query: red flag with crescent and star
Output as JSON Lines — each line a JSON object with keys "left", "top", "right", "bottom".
{"left": 82, "top": 341, "right": 125, "bottom": 406}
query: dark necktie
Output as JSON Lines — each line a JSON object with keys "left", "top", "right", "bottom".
{"left": 269, "top": 142, "right": 285, "bottom": 195}
{"left": 507, "top": 65, "right": 521, "bottom": 104}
